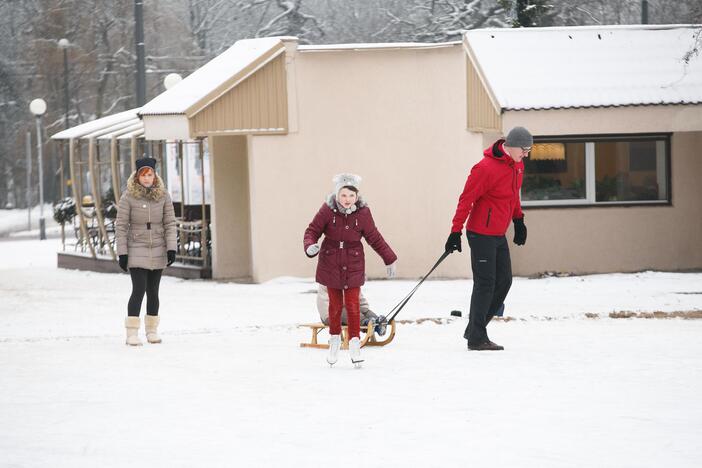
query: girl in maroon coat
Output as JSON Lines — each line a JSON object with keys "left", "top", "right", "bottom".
{"left": 304, "top": 173, "right": 397, "bottom": 367}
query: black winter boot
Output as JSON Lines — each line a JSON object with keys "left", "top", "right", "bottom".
{"left": 467, "top": 340, "right": 504, "bottom": 351}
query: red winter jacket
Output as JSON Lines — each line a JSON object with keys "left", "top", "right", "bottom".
{"left": 304, "top": 196, "right": 397, "bottom": 290}
{"left": 450, "top": 140, "right": 524, "bottom": 236}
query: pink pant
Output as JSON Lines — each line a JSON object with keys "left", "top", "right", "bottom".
{"left": 328, "top": 287, "right": 361, "bottom": 338}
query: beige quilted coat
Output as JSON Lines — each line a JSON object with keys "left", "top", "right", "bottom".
{"left": 115, "top": 173, "right": 177, "bottom": 270}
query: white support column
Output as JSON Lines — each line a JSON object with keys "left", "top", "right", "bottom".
{"left": 585, "top": 142, "right": 596, "bottom": 203}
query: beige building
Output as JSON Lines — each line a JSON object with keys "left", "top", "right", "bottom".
{"left": 137, "top": 25, "right": 702, "bottom": 282}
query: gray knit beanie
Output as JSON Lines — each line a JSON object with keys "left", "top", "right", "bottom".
{"left": 333, "top": 173, "right": 362, "bottom": 195}
{"left": 505, "top": 127, "right": 533, "bottom": 148}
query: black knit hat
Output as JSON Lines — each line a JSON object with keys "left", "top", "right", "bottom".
{"left": 135, "top": 157, "right": 157, "bottom": 173}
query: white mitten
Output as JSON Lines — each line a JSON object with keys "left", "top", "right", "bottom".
{"left": 386, "top": 262, "right": 397, "bottom": 279}
{"left": 306, "top": 244, "right": 320, "bottom": 257}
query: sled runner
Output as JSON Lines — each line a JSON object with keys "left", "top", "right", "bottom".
{"left": 299, "top": 319, "right": 396, "bottom": 350}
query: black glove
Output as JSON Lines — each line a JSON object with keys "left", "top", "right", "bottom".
{"left": 167, "top": 250, "right": 176, "bottom": 266}
{"left": 445, "top": 232, "right": 462, "bottom": 253}
{"left": 513, "top": 217, "right": 527, "bottom": 246}
{"left": 118, "top": 255, "right": 128, "bottom": 272}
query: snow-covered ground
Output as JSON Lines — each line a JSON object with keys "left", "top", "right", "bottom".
{"left": 1, "top": 237, "right": 701, "bottom": 467}
{"left": 0, "top": 204, "right": 57, "bottom": 237}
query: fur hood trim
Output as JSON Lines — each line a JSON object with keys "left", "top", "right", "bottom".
{"left": 126, "top": 173, "right": 167, "bottom": 201}
{"left": 325, "top": 193, "right": 367, "bottom": 214}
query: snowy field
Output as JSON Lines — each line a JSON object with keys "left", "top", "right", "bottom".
{"left": 0, "top": 204, "right": 57, "bottom": 238}
{"left": 1, "top": 237, "right": 701, "bottom": 467}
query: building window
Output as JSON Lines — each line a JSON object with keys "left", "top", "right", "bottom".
{"left": 522, "top": 142, "right": 586, "bottom": 202}
{"left": 522, "top": 135, "right": 670, "bottom": 207}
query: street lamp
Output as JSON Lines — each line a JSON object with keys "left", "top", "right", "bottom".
{"left": 163, "top": 73, "right": 182, "bottom": 90}
{"left": 30, "top": 98, "right": 47, "bottom": 240}
{"left": 58, "top": 38, "right": 70, "bottom": 199}
{"left": 58, "top": 39, "right": 70, "bottom": 129}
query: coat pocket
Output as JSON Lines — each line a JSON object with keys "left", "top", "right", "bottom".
{"left": 129, "top": 230, "right": 146, "bottom": 242}
{"left": 318, "top": 248, "right": 337, "bottom": 273}
{"left": 152, "top": 227, "right": 166, "bottom": 247}
{"left": 347, "top": 248, "right": 364, "bottom": 272}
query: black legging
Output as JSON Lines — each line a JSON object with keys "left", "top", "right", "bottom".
{"left": 127, "top": 268, "right": 163, "bottom": 317}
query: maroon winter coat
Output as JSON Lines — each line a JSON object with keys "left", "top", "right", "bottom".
{"left": 304, "top": 196, "right": 397, "bottom": 290}
{"left": 451, "top": 139, "right": 525, "bottom": 236}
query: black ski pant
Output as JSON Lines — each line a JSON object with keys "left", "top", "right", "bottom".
{"left": 464, "top": 231, "right": 512, "bottom": 346}
{"left": 127, "top": 268, "right": 163, "bottom": 317}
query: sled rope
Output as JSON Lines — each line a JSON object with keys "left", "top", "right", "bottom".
{"left": 385, "top": 250, "right": 451, "bottom": 323}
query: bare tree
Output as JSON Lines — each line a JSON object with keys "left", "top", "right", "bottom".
{"left": 1, "top": 0, "right": 700, "bottom": 208}
{"left": 256, "top": 0, "right": 324, "bottom": 43}
{"left": 372, "top": 1, "right": 510, "bottom": 42}
{"left": 538, "top": 0, "right": 701, "bottom": 26}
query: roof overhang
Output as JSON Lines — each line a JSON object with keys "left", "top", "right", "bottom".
{"left": 298, "top": 41, "right": 461, "bottom": 53}
{"left": 142, "top": 114, "right": 190, "bottom": 140}
{"left": 51, "top": 108, "right": 142, "bottom": 140}
{"left": 503, "top": 103, "right": 702, "bottom": 135}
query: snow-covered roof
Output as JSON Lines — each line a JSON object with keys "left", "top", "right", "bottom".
{"left": 464, "top": 24, "right": 702, "bottom": 111}
{"left": 96, "top": 123, "right": 144, "bottom": 140}
{"left": 113, "top": 129, "right": 144, "bottom": 140}
{"left": 298, "top": 41, "right": 461, "bottom": 52}
{"left": 139, "top": 37, "right": 286, "bottom": 117}
{"left": 51, "top": 108, "right": 142, "bottom": 140}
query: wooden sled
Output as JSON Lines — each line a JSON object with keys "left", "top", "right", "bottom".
{"left": 299, "top": 319, "right": 396, "bottom": 349}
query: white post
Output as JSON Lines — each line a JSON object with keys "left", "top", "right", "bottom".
{"left": 30, "top": 98, "right": 48, "bottom": 240}
{"left": 26, "top": 131, "right": 32, "bottom": 230}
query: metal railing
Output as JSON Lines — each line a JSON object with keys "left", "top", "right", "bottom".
{"left": 63, "top": 208, "right": 210, "bottom": 268}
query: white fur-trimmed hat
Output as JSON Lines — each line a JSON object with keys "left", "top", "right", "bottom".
{"left": 332, "top": 173, "right": 362, "bottom": 195}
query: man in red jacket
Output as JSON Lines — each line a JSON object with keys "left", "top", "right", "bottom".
{"left": 445, "top": 127, "right": 532, "bottom": 351}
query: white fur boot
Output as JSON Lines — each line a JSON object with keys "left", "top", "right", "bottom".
{"left": 327, "top": 335, "right": 341, "bottom": 366}
{"left": 125, "top": 316, "right": 143, "bottom": 346}
{"left": 144, "top": 315, "right": 162, "bottom": 344}
{"left": 349, "top": 337, "right": 364, "bottom": 368}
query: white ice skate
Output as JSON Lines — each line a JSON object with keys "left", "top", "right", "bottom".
{"left": 349, "top": 337, "right": 364, "bottom": 368}
{"left": 327, "top": 335, "right": 341, "bottom": 366}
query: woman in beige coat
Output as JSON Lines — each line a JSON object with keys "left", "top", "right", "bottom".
{"left": 115, "top": 158, "right": 177, "bottom": 346}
